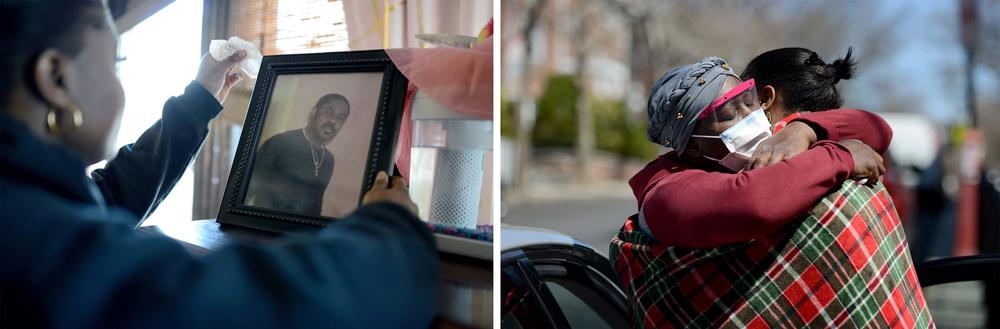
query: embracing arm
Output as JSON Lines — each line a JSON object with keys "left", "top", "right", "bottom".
{"left": 90, "top": 82, "right": 221, "bottom": 223}
{"left": 795, "top": 108, "right": 893, "bottom": 154}
{"left": 641, "top": 141, "right": 854, "bottom": 248}
{"left": 748, "top": 109, "right": 892, "bottom": 170}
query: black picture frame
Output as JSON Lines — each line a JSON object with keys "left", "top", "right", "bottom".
{"left": 217, "top": 50, "right": 408, "bottom": 234}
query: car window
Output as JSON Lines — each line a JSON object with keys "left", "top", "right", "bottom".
{"left": 923, "top": 280, "right": 991, "bottom": 327}
{"left": 503, "top": 261, "right": 561, "bottom": 329}
{"left": 502, "top": 282, "right": 544, "bottom": 329}
{"left": 543, "top": 281, "right": 614, "bottom": 329}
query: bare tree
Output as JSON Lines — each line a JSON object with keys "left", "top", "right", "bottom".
{"left": 511, "top": 0, "right": 547, "bottom": 191}
{"left": 977, "top": 0, "right": 1000, "bottom": 81}
{"left": 572, "top": 1, "right": 596, "bottom": 182}
{"left": 975, "top": 0, "right": 1000, "bottom": 170}
{"left": 598, "top": 0, "right": 658, "bottom": 91}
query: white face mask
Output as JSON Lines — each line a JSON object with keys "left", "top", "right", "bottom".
{"left": 691, "top": 108, "right": 772, "bottom": 172}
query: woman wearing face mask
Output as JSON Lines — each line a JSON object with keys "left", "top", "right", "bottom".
{"left": 609, "top": 57, "right": 931, "bottom": 328}
{"left": 1, "top": 1, "right": 437, "bottom": 327}
{"left": 624, "top": 56, "right": 885, "bottom": 248}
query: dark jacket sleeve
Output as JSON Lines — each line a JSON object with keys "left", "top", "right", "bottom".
{"left": 90, "top": 81, "right": 222, "bottom": 223}
{"left": 1, "top": 201, "right": 439, "bottom": 329}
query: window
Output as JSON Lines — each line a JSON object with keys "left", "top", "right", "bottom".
{"left": 114, "top": 0, "right": 203, "bottom": 226}
{"left": 275, "top": 0, "right": 350, "bottom": 53}
{"left": 228, "top": 0, "right": 350, "bottom": 56}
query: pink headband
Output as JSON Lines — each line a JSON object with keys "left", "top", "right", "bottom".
{"left": 698, "top": 79, "right": 756, "bottom": 120}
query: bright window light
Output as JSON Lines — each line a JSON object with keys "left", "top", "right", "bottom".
{"left": 114, "top": 0, "right": 203, "bottom": 226}
{"left": 275, "top": 0, "right": 350, "bottom": 53}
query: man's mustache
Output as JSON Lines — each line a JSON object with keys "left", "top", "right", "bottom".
{"left": 319, "top": 122, "right": 338, "bottom": 135}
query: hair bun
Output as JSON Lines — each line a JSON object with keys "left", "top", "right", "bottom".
{"left": 829, "top": 47, "right": 856, "bottom": 84}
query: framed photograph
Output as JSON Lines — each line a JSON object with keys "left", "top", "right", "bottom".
{"left": 217, "top": 50, "right": 408, "bottom": 233}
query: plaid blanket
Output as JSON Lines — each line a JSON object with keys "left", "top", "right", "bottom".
{"left": 610, "top": 181, "right": 934, "bottom": 328}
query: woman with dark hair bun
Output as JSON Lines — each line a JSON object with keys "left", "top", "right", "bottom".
{"left": 738, "top": 47, "right": 895, "bottom": 171}
{"left": 741, "top": 47, "right": 856, "bottom": 115}
{"left": 610, "top": 51, "right": 931, "bottom": 327}
{"left": 618, "top": 49, "right": 893, "bottom": 248}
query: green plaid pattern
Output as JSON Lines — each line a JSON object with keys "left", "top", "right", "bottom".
{"left": 610, "top": 181, "right": 934, "bottom": 328}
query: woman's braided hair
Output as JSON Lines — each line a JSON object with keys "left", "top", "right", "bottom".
{"left": 647, "top": 57, "right": 733, "bottom": 147}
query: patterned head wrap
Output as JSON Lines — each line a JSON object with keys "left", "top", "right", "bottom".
{"left": 647, "top": 57, "right": 739, "bottom": 154}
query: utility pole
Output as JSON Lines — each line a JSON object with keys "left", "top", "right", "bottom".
{"left": 961, "top": 0, "right": 978, "bottom": 127}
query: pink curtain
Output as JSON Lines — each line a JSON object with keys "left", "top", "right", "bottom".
{"left": 387, "top": 39, "right": 493, "bottom": 179}
{"left": 344, "top": 1, "right": 493, "bottom": 225}
{"left": 342, "top": 0, "right": 493, "bottom": 177}
{"left": 343, "top": 0, "right": 492, "bottom": 50}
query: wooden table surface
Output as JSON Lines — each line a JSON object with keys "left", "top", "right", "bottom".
{"left": 138, "top": 219, "right": 492, "bottom": 328}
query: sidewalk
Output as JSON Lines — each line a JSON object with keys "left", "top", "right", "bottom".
{"left": 503, "top": 179, "right": 633, "bottom": 205}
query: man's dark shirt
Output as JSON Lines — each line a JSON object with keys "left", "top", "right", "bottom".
{"left": 247, "top": 129, "right": 334, "bottom": 216}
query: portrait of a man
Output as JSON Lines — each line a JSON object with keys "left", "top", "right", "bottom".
{"left": 246, "top": 94, "right": 351, "bottom": 216}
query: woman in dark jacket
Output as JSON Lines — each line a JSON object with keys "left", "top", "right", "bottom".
{"left": 0, "top": 1, "right": 438, "bottom": 328}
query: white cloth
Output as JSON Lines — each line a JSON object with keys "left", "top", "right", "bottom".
{"left": 208, "top": 36, "right": 262, "bottom": 79}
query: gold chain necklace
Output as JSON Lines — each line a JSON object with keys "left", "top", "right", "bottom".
{"left": 301, "top": 129, "right": 323, "bottom": 176}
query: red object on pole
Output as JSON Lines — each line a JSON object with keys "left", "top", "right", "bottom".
{"left": 956, "top": 184, "right": 980, "bottom": 256}
{"left": 955, "top": 0, "right": 981, "bottom": 255}
{"left": 954, "top": 129, "right": 984, "bottom": 256}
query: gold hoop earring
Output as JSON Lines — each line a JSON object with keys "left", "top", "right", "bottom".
{"left": 68, "top": 105, "right": 83, "bottom": 128}
{"left": 46, "top": 105, "right": 84, "bottom": 136}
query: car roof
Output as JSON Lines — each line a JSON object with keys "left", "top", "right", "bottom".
{"left": 501, "top": 225, "right": 580, "bottom": 251}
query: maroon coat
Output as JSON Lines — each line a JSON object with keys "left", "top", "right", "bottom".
{"left": 631, "top": 109, "right": 893, "bottom": 248}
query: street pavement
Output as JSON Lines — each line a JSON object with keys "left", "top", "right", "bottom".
{"left": 501, "top": 197, "right": 635, "bottom": 256}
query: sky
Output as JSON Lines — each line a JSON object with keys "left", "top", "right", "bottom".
{"left": 843, "top": 0, "right": 997, "bottom": 125}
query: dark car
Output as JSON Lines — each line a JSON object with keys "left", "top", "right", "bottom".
{"left": 501, "top": 225, "right": 629, "bottom": 328}
{"left": 501, "top": 225, "right": 1000, "bottom": 328}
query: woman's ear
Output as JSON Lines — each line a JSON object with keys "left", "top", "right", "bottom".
{"left": 760, "top": 85, "right": 777, "bottom": 111}
{"left": 31, "top": 49, "right": 77, "bottom": 110}
{"left": 760, "top": 84, "right": 788, "bottom": 124}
